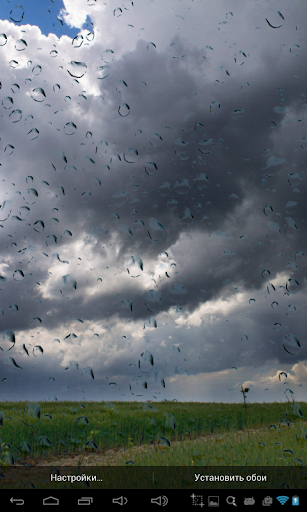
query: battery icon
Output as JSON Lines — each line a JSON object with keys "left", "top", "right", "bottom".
{"left": 292, "top": 496, "right": 299, "bottom": 506}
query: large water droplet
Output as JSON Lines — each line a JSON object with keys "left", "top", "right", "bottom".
{"left": 28, "top": 128, "right": 39, "bottom": 140}
{"left": 193, "top": 173, "right": 210, "bottom": 190}
{"left": 147, "top": 42, "right": 156, "bottom": 51}
{"left": 101, "top": 49, "right": 114, "bottom": 63}
{"left": 10, "top": 5, "right": 24, "bottom": 22}
{"left": 67, "top": 61, "right": 87, "bottom": 78}
{"left": 288, "top": 173, "right": 302, "bottom": 188}
{"left": 167, "top": 199, "right": 179, "bottom": 210}
{"left": 15, "top": 39, "right": 27, "bottom": 51}
{"left": 283, "top": 333, "right": 301, "bottom": 355}
{"left": 32, "top": 65, "right": 42, "bottom": 75}
{"left": 179, "top": 207, "right": 194, "bottom": 226}
{"left": 1, "top": 330, "right": 15, "bottom": 351}
{"left": 145, "top": 162, "right": 157, "bottom": 176}
{"left": 286, "top": 279, "right": 299, "bottom": 294}
{"left": 2, "top": 97, "right": 13, "bottom": 109}
{"left": 286, "top": 304, "right": 296, "bottom": 316}
{"left": 174, "top": 179, "right": 191, "bottom": 194}
{"left": 124, "top": 148, "right": 138, "bottom": 163}
{"left": 64, "top": 122, "right": 77, "bottom": 135}
{"left": 13, "top": 270, "right": 24, "bottom": 281}
{"left": 169, "top": 283, "right": 188, "bottom": 294}
{"left": 9, "top": 109, "right": 22, "bottom": 123}
{"left": 231, "top": 109, "right": 244, "bottom": 120}
{"left": 62, "top": 274, "right": 77, "bottom": 289}
{"left": 4, "top": 144, "right": 15, "bottom": 155}
{"left": 149, "top": 218, "right": 165, "bottom": 231}
{"left": 294, "top": 251, "right": 304, "bottom": 262}
{"left": 72, "top": 34, "right": 83, "bottom": 48}
{"left": 198, "top": 138, "right": 214, "bottom": 154}
{"left": 31, "top": 88, "right": 46, "bottom": 102}
{"left": 113, "top": 7, "right": 123, "bottom": 16}
{"left": 127, "top": 256, "right": 143, "bottom": 277}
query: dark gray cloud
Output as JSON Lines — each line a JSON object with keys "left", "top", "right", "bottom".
{"left": 0, "top": 0, "right": 306, "bottom": 402}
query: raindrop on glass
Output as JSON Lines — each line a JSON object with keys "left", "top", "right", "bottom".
{"left": 286, "top": 279, "right": 299, "bottom": 294}
{"left": 15, "top": 39, "right": 27, "bottom": 51}
{"left": 2, "top": 97, "right": 14, "bottom": 109}
{"left": 0, "top": 34, "right": 7, "bottom": 46}
{"left": 10, "top": 5, "right": 25, "bottom": 22}
{"left": 118, "top": 103, "right": 130, "bottom": 117}
{"left": 64, "top": 122, "right": 77, "bottom": 135}
{"left": 31, "top": 88, "right": 46, "bottom": 102}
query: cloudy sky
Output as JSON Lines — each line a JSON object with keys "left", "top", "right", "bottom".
{"left": 0, "top": 0, "right": 306, "bottom": 404}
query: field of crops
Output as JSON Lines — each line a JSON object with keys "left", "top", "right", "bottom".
{"left": 0, "top": 400, "right": 306, "bottom": 467}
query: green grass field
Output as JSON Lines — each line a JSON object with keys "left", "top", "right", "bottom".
{"left": 0, "top": 400, "right": 306, "bottom": 467}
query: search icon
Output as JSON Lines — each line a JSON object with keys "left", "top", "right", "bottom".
{"left": 226, "top": 496, "right": 237, "bottom": 506}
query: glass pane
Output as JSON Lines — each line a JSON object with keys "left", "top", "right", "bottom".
{"left": 0, "top": 0, "right": 306, "bottom": 487}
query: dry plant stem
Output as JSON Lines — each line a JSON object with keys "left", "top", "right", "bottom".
{"left": 241, "top": 385, "right": 249, "bottom": 439}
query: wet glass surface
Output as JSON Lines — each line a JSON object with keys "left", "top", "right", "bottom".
{"left": 0, "top": 0, "right": 306, "bottom": 479}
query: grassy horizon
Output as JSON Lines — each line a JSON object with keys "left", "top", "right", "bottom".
{"left": 0, "top": 400, "right": 306, "bottom": 468}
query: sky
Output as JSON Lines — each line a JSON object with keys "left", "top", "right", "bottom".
{"left": 0, "top": 0, "right": 306, "bottom": 404}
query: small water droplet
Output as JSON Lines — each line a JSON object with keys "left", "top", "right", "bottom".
{"left": 294, "top": 251, "right": 304, "bottom": 262}
{"left": 1, "top": 330, "right": 15, "bottom": 351}
{"left": 15, "top": 39, "right": 27, "bottom": 51}
{"left": 286, "top": 304, "right": 296, "bottom": 316}
{"left": 4, "top": 144, "right": 15, "bottom": 155}
{"left": 261, "top": 269, "right": 270, "bottom": 279}
{"left": 263, "top": 205, "right": 274, "bottom": 216}
{"left": 32, "top": 65, "right": 42, "bottom": 75}
{"left": 0, "top": 34, "right": 8, "bottom": 46}
{"left": 118, "top": 103, "right": 130, "bottom": 117}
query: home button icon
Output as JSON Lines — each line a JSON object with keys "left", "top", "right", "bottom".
{"left": 43, "top": 496, "right": 60, "bottom": 506}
